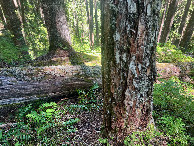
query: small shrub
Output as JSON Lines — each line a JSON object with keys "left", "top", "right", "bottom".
{"left": 157, "top": 116, "right": 189, "bottom": 145}
{"left": 153, "top": 78, "right": 194, "bottom": 124}
{"left": 77, "top": 83, "right": 100, "bottom": 106}
{"left": 124, "top": 124, "right": 163, "bottom": 146}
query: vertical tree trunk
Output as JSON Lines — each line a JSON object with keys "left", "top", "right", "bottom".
{"left": 89, "top": 0, "right": 94, "bottom": 49}
{"left": 85, "top": 0, "right": 90, "bottom": 24}
{"left": 157, "top": 0, "right": 169, "bottom": 43}
{"left": 19, "top": 0, "right": 25, "bottom": 25}
{"left": 75, "top": 11, "right": 80, "bottom": 39}
{"left": 174, "top": 0, "right": 192, "bottom": 46}
{"left": 179, "top": 10, "right": 194, "bottom": 51}
{"left": 159, "top": 0, "right": 178, "bottom": 44}
{"left": 0, "top": 0, "right": 29, "bottom": 57}
{"left": 41, "top": 0, "right": 71, "bottom": 52}
{"left": 41, "top": 0, "right": 80, "bottom": 64}
{"left": 101, "top": 0, "right": 161, "bottom": 144}
{"left": 0, "top": 5, "right": 6, "bottom": 26}
{"left": 94, "top": 0, "right": 99, "bottom": 46}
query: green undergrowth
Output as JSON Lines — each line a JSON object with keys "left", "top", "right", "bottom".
{"left": 0, "top": 34, "right": 29, "bottom": 67}
{"left": 157, "top": 43, "right": 194, "bottom": 63}
{"left": 0, "top": 84, "right": 101, "bottom": 145}
{"left": 0, "top": 102, "right": 80, "bottom": 145}
{"left": 153, "top": 77, "right": 194, "bottom": 145}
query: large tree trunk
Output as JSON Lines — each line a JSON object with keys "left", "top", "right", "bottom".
{"left": 157, "top": 0, "right": 169, "bottom": 43}
{"left": 159, "top": 0, "right": 178, "bottom": 44}
{"left": 0, "top": 0, "right": 29, "bottom": 58}
{"left": 89, "top": 0, "right": 94, "bottom": 49}
{"left": 174, "top": 0, "right": 192, "bottom": 47}
{"left": 179, "top": 10, "right": 194, "bottom": 52}
{"left": 101, "top": 0, "right": 161, "bottom": 143}
{"left": 41, "top": 0, "right": 79, "bottom": 64}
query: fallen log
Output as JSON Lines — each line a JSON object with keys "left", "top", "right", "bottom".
{"left": 0, "top": 65, "right": 101, "bottom": 120}
{"left": 0, "top": 62, "right": 192, "bottom": 121}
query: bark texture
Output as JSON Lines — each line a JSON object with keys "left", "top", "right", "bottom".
{"left": 101, "top": 0, "right": 161, "bottom": 143}
{"left": 41, "top": 0, "right": 71, "bottom": 52}
{"left": 179, "top": 10, "right": 194, "bottom": 51}
{"left": 174, "top": 0, "right": 192, "bottom": 46}
{"left": 159, "top": 0, "right": 178, "bottom": 44}
{"left": 0, "top": 65, "right": 101, "bottom": 118}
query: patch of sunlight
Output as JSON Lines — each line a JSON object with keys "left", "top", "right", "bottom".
{"left": 77, "top": 51, "right": 101, "bottom": 66}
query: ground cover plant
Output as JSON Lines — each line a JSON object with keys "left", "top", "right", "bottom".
{"left": 153, "top": 77, "right": 194, "bottom": 145}
{"left": 157, "top": 43, "right": 194, "bottom": 63}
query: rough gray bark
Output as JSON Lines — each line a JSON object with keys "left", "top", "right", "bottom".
{"left": 0, "top": 0, "right": 29, "bottom": 57}
{"left": 0, "top": 65, "right": 101, "bottom": 118}
{"left": 179, "top": 10, "right": 194, "bottom": 51}
{"left": 101, "top": 0, "right": 161, "bottom": 143}
{"left": 159, "top": 0, "right": 178, "bottom": 44}
{"left": 174, "top": 0, "right": 192, "bottom": 46}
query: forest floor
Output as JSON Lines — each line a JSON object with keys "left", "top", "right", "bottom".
{"left": 57, "top": 96, "right": 103, "bottom": 145}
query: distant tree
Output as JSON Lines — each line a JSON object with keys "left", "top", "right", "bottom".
{"left": 0, "top": 5, "right": 6, "bottom": 25}
{"left": 89, "top": 0, "right": 94, "bottom": 49}
{"left": 0, "top": 0, "right": 30, "bottom": 59}
{"left": 174, "top": 0, "right": 192, "bottom": 47}
{"left": 159, "top": 0, "right": 178, "bottom": 44}
{"left": 94, "top": 0, "right": 99, "bottom": 46}
{"left": 85, "top": 0, "right": 90, "bottom": 24}
{"left": 101, "top": 0, "right": 161, "bottom": 144}
{"left": 158, "top": 0, "right": 169, "bottom": 42}
{"left": 179, "top": 10, "right": 194, "bottom": 52}
{"left": 41, "top": 0, "right": 79, "bottom": 63}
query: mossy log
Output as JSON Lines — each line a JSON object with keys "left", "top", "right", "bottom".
{"left": 0, "top": 63, "right": 192, "bottom": 120}
{"left": 0, "top": 65, "right": 101, "bottom": 119}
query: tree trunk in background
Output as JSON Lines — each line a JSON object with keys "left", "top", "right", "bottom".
{"left": 75, "top": 11, "right": 80, "bottom": 39}
{"left": 41, "top": 0, "right": 80, "bottom": 64}
{"left": 89, "top": 0, "right": 94, "bottom": 49}
{"left": 0, "top": 5, "right": 6, "bottom": 26}
{"left": 85, "top": 0, "right": 89, "bottom": 24}
{"left": 174, "top": 0, "right": 192, "bottom": 47}
{"left": 101, "top": 0, "right": 161, "bottom": 144}
{"left": 0, "top": 0, "right": 29, "bottom": 57}
{"left": 159, "top": 0, "right": 178, "bottom": 44}
{"left": 179, "top": 10, "right": 194, "bottom": 52}
{"left": 19, "top": 0, "right": 25, "bottom": 26}
{"left": 94, "top": 0, "right": 99, "bottom": 46}
{"left": 41, "top": 0, "right": 70, "bottom": 51}
{"left": 158, "top": 0, "right": 169, "bottom": 43}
